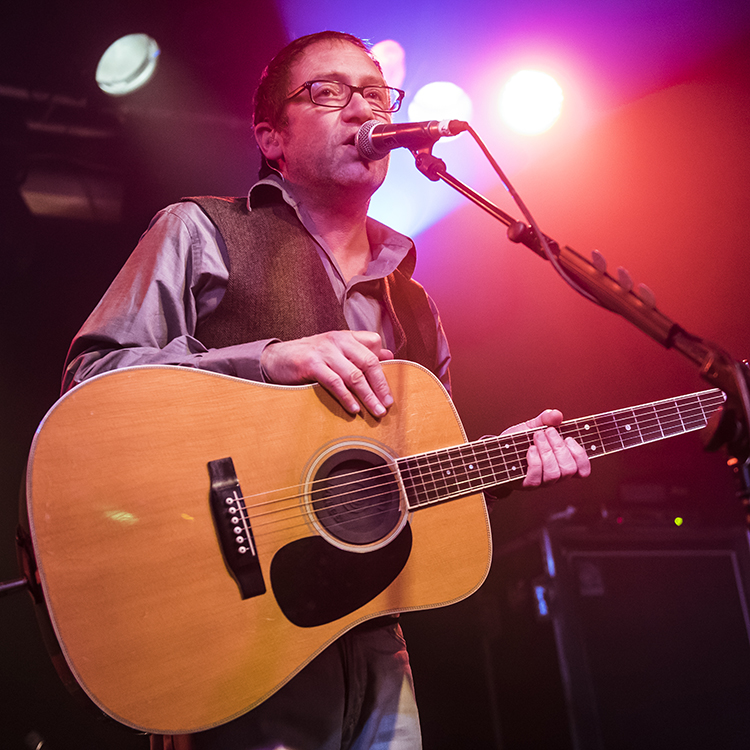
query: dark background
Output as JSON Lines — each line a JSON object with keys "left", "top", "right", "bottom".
{"left": 2, "top": 1, "right": 750, "bottom": 748}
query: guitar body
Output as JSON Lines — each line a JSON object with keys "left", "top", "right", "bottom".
{"left": 26, "top": 361, "right": 491, "bottom": 734}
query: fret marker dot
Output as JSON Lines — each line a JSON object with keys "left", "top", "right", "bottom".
{"left": 590, "top": 445, "right": 598, "bottom": 451}
{"left": 469, "top": 464, "right": 474, "bottom": 470}
{"left": 584, "top": 424, "right": 591, "bottom": 431}
{"left": 625, "top": 424, "right": 632, "bottom": 431}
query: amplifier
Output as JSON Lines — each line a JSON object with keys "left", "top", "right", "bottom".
{"left": 487, "top": 524, "right": 750, "bottom": 750}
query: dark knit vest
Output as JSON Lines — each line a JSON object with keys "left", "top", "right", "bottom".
{"left": 188, "top": 195, "right": 440, "bottom": 374}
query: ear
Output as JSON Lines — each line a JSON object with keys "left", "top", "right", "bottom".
{"left": 254, "top": 121, "right": 284, "bottom": 163}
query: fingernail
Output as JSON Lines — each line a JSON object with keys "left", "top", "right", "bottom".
{"left": 375, "top": 404, "right": 387, "bottom": 417}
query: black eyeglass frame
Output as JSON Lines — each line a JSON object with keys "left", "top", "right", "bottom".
{"left": 285, "top": 80, "right": 405, "bottom": 113}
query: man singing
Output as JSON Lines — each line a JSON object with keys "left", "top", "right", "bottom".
{"left": 64, "top": 30, "right": 590, "bottom": 750}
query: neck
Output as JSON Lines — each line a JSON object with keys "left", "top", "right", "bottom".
{"left": 295, "top": 186, "right": 373, "bottom": 283}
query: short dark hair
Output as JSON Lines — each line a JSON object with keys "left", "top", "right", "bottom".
{"left": 253, "top": 31, "right": 382, "bottom": 177}
{"left": 253, "top": 31, "right": 381, "bottom": 128}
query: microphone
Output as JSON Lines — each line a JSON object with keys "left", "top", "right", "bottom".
{"left": 356, "top": 119, "right": 469, "bottom": 161}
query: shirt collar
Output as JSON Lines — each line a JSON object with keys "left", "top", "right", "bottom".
{"left": 247, "top": 175, "right": 417, "bottom": 281}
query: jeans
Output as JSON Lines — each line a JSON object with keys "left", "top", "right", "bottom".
{"left": 184, "top": 619, "right": 422, "bottom": 750}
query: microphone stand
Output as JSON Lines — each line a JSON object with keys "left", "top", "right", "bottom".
{"left": 410, "top": 147, "right": 750, "bottom": 506}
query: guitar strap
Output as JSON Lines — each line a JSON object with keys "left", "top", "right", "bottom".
{"left": 185, "top": 195, "right": 440, "bottom": 375}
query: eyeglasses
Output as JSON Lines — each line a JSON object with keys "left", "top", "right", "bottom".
{"left": 285, "top": 80, "right": 405, "bottom": 113}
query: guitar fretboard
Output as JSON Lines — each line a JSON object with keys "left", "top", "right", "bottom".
{"left": 398, "top": 389, "right": 726, "bottom": 510}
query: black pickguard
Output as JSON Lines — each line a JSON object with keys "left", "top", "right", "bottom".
{"left": 270, "top": 525, "right": 413, "bottom": 627}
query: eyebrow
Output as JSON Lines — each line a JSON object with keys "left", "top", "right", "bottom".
{"left": 310, "top": 71, "right": 386, "bottom": 85}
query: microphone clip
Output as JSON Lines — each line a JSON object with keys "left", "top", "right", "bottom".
{"left": 413, "top": 151, "right": 448, "bottom": 182}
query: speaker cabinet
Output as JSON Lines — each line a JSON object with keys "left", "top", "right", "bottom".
{"left": 489, "top": 524, "right": 750, "bottom": 750}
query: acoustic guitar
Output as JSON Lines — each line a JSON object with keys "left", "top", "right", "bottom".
{"left": 24, "top": 360, "right": 724, "bottom": 734}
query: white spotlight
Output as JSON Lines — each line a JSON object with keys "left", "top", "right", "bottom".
{"left": 500, "top": 70, "right": 563, "bottom": 135}
{"left": 371, "top": 40, "right": 406, "bottom": 89}
{"left": 408, "top": 81, "right": 472, "bottom": 124}
{"left": 96, "top": 34, "right": 160, "bottom": 96}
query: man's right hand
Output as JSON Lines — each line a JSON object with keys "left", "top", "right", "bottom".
{"left": 260, "top": 330, "right": 394, "bottom": 418}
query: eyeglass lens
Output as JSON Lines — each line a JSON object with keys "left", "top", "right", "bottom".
{"left": 310, "top": 81, "right": 398, "bottom": 111}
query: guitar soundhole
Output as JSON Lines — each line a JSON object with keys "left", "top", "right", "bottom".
{"left": 311, "top": 448, "right": 402, "bottom": 546}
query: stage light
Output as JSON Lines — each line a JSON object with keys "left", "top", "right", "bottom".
{"left": 500, "top": 70, "right": 563, "bottom": 135}
{"left": 371, "top": 40, "right": 406, "bottom": 89}
{"left": 96, "top": 34, "right": 160, "bottom": 96}
{"left": 408, "top": 81, "right": 473, "bottom": 124}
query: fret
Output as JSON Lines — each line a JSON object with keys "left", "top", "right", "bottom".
{"left": 462, "top": 442, "right": 485, "bottom": 491}
{"left": 495, "top": 434, "right": 529, "bottom": 484}
{"left": 632, "top": 404, "right": 663, "bottom": 442}
{"left": 511, "top": 435, "right": 530, "bottom": 480}
{"left": 566, "top": 416, "right": 604, "bottom": 456}
{"left": 677, "top": 393, "right": 712, "bottom": 431}
{"left": 611, "top": 407, "right": 643, "bottom": 448}
{"left": 473, "top": 439, "right": 503, "bottom": 486}
{"left": 456, "top": 439, "right": 515, "bottom": 494}
{"left": 698, "top": 392, "right": 725, "bottom": 421}
{"left": 422, "top": 453, "right": 448, "bottom": 502}
{"left": 399, "top": 456, "right": 434, "bottom": 509}
{"left": 592, "top": 412, "right": 625, "bottom": 454}
{"left": 560, "top": 419, "right": 587, "bottom": 446}
{"left": 421, "top": 455, "right": 447, "bottom": 504}
{"left": 448, "top": 445, "right": 481, "bottom": 495}
{"left": 435, "top": 448, "right": 463, "bottom": 497}
{"left": 476, "top": 439, "right": 503, "bottom": 485}
{"left": 654, "top": 401, "right": 683, "bottom": 437}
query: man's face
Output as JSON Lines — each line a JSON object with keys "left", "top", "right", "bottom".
{"left": 272, "top": 40, "right": 392, "bottom": 203}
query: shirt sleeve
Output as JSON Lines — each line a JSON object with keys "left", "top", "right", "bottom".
{"left": 62, "top": 203, "right": 276, "bottom": 394}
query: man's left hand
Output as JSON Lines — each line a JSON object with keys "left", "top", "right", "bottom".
{"left": 502, "top": 409, "right": 591, "bottom": 488}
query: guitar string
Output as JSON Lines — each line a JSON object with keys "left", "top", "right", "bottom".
{"left": 250, "top": 393, "right": 724, "bottom": 536}
{"left": 236, "top": 391, "right": 725, "bottom": 525}
{"left": 242, "top": 393, "right": 707, "bottom": 540}
{"left": 242, "top": 391, "right": 724, "bottom": 520}
{"left": 230, "top": 393, "right": 724, "bottom": 540}
{"left": 244, "top": 431, "right": 720, "bottom": 540}
{"left": 237, "top": 393, "right": 725, "bottom": 536}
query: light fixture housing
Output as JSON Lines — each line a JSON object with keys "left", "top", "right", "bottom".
{"left": 96, "top": 34, "right": 160, "bottom": 96}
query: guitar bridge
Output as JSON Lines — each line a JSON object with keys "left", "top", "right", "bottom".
{"left": 208, "top": 457, "right": 266, "bottom": 599}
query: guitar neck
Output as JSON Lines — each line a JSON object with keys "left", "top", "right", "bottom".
{"left": 399, "top": 388, "right": 726, "bottom": 510}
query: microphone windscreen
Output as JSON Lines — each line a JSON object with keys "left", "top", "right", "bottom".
{"left": 356, "top": 120, "right": 387, "bottom": 161}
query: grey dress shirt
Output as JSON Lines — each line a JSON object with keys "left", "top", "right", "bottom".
{"left": 63, "top": 176, "right": 451, "bottom": 394}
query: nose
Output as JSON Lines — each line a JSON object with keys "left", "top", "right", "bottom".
{"left": 343, "top": 90, "right": 378, "bottom": 121}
